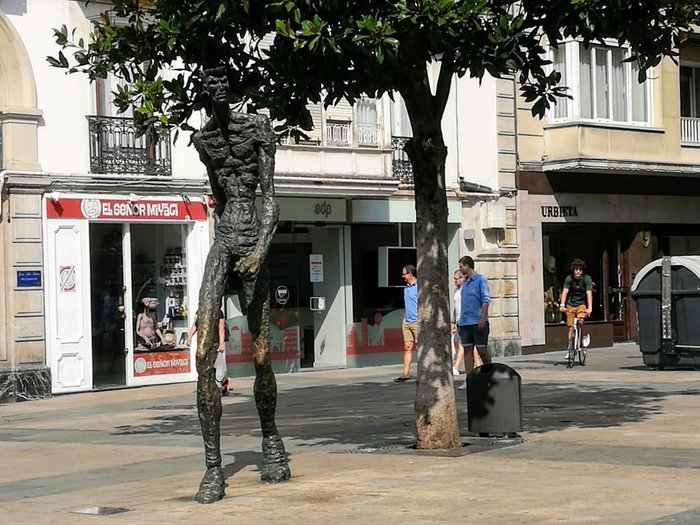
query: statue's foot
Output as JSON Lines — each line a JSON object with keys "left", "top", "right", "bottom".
{"left": 194, "top": 466, "right": 225, "bottom": 504}
{"left": 261, "top": 435, "right": 291, "bottom": 483}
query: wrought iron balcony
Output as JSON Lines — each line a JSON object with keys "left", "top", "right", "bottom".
{"left": 88, "top": 115, "right": 172, "bottom": 176}
{"left": 391, "top": 136, "right": 414, "bottom": 186}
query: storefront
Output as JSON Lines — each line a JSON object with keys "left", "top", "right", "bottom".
{"left": 518, "top": 190, "right": 700, "bottom": 351}
{"left": 226, "top": 196, "right": 463, "bottom": 375}
{"left": 44, "top": 194, "right": 209, "bottom": 394}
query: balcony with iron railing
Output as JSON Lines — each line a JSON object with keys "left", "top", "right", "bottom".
{"left": 391, "top": 136, "right": 414, "bottom": 186}
{"left": 324, "top": 120, "right": 381, "bottom": 148}
{"left": 275, "top": 117, "right": 393, "bottom": 188}
{"left": 88, "top": 115, "right": 172, "bottom": 176}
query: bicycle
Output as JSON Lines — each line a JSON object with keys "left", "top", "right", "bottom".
{"left": 562, "top": 307, "right": 589, "bottom": 368}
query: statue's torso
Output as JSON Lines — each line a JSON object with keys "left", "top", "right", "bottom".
{"left": 196, "top": 116, "right": 266, "bottom": 250}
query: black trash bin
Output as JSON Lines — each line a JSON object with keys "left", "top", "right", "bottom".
{"left": 466, "top": 363, "right": 522, "bottom": 435}
{"left": 631, "top": 256, "right": 700, "bottom": 369}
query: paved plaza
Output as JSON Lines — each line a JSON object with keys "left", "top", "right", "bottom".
{"left": 2, "top": 342, "right": 700, "bottom": 524}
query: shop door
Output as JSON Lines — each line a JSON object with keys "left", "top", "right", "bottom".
{"left": 46, "top": 220, "right": 93, "bottom": 394}
{"left": 309, "top": 227, "right": 348, "bottom": 368}
{"left": 268, "top": 225, "right": 348, "bottom": 369}
{"left": 268, "top": 239, "right": 313, "bottom": 369}
{"left": 89, "top": 224, "right": 127, "bottom": 388}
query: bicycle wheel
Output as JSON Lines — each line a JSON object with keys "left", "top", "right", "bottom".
{"left": 567, "top": 328, "right": 575, "bottom": 368}
{"left": 578, "top": 328, "right": 587, "bottom": 366}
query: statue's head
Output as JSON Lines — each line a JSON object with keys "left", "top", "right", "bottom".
{"left": 202, "top": 66, "right": 229, "bottom": 106}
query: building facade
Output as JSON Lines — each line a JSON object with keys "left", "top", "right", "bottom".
{"left": 0, "top": 0, "right": 517, "bottom": 402}
{"left": 516, "top": 37, "right": 700, "bottom": 352}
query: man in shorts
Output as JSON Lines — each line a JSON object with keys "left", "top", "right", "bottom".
{"left": 559, "top": 258, "right": 593, "bottom": 352}
{"left": 395, "top": 264, "right": 417, "bottom": 382}
{"left": 457, "top": 256, "right": 491, "bottom": 370}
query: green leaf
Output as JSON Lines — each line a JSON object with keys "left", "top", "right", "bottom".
{"left": 376, "top": 46, "right": 384, "bottom": 64}
{"left": 216, "top": 3, "right": 226, "bottom": 21}
{"left": 46, "top": 56, "right": 63, "bottom": 68}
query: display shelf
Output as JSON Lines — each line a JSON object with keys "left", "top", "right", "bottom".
{"left": 161, "top": 252, "right": 187, "bottom": 286}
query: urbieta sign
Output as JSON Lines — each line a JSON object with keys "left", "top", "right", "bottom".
{"left": 540, "top": 205, "right": 578, "bottom": 218}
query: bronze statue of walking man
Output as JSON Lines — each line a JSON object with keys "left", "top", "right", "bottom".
{"left": 192, "top": 66, "right": 290, "bottom": 504}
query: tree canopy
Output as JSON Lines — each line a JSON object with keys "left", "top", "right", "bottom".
{"left": 52, "top": 0, "right": 699, "bottom": 449}
{"left": 53, "top": 1, "right": 698, "bottom": 135}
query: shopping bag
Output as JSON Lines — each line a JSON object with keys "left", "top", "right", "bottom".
{"left": 215, "top": 351, "right": 227, "bottom": 382}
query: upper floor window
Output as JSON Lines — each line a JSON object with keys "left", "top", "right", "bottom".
{"left": 680, "top": 65, "right": 700, "bottom": 117}
{"left": 277, "top": 95, "right": 382, "bottom": 148}
{"left": 550, "top": 42, "right": 651, "bottom": 126}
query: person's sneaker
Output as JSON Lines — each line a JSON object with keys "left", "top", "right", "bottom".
{"left": 394, "top": 376, "right": 411, "bottom": 383}
{"left": 458, "top": 382, "right": 466, "bottom": 390}
{"left": 453, "top": 369, "right": 460, "bottom": 376}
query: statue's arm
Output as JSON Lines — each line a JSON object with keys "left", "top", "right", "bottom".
{"left": 193, "top": 130, "right": 227, "bottom": 217}
{"left": 255, "top": 116, "right": 279, "bottom": 258}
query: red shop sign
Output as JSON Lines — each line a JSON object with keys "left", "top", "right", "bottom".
{"left": 46, "top": 197, "right": 207, "bottom": 221}
{"left": 133, "top": 349, "right": 191, "bottom": 377}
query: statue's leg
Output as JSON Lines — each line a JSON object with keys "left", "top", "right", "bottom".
{"left": 246, "top": 263, "right": 291, "bottom": 482}
{"left": 194, "top": 242, "right": 229, "bottom": 504}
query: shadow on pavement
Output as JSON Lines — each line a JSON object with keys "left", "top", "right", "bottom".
{"left": 111, "top": 378, "right": 688, "bottom": 447}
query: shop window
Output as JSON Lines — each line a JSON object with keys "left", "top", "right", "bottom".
{"left": 542, "top": 232, "right": 607, "bottom": 323}
{"left": 542, "top": 225, "right": 652, "bottom": 327}
{"left": 131, "top": 223, "right": 190, "bottom": 351}
{"left": 349, "top": 224, "right": 416, "bottom": 350}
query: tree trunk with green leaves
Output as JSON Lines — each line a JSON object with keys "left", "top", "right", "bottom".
{"left": 401, "top": 64, "right": 460, "bottom": 448}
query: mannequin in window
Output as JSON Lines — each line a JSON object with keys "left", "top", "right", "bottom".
{"left": 544, "top": 255, "right": 562, "bottom": 324}
{"left": 135, "top": 297, "right": 166, "bottom": 349}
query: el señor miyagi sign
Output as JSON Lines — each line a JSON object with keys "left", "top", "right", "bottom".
{"left": 46, "top": 197, "right": 208, "bottom": 221}
{"left": 133, "top": 349, "right": 191, "bottom": 377}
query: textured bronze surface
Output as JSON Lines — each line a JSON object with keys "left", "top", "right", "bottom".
{"left": 192, "top": 68, "right": 289, "bottom": 504}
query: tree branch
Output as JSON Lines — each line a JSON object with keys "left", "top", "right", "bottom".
{"left": 433, "top": 59, "right": 455, "bottom": 118}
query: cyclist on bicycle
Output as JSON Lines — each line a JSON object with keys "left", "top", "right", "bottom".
{"left": 559, "top": 258, "right": 593, "bottom": 352}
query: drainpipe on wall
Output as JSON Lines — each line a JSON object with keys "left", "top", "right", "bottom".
{"left": 0, "top": 170, "right": 6, "bottom": 221}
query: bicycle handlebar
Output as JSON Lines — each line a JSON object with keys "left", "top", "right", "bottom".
{"left": 560, "top": 307, "right": 589, "bottom": 317}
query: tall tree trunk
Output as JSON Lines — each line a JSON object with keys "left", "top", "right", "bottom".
{"left": 405, "top": 129, "right": 461, "bottom": 450}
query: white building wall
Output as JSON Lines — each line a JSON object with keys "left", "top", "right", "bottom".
{"left": 4, "top": 0, "right": 203, "bottom": 178}
{"left": 6, "top": 0, "right": 94, "bottom": 175}
{"left": 171, "top": 111, "right": 207, "bottom": 178}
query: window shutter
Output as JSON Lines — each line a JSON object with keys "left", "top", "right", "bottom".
{"left": 325, "top": 97, "right": 353, "bottom": 121}
{"left": 305, "top": 102, "right": 323, "bottom": 142}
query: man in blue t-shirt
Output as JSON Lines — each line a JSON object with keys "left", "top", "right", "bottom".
{"left": 395, "top": 264, "right": 417, "bottom": 382}
{"left": 457, "top": 256, "right": 491, "bottom": 371}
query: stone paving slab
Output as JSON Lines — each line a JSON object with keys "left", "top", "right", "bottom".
{"left": 2, "top": 343, "right": 700, "bottom": 524}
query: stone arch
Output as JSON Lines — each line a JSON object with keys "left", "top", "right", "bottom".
{"left": 0, "top": 9, "right": 41, "bottom": 171}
